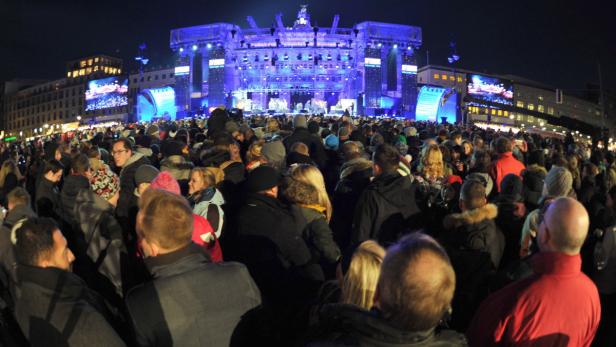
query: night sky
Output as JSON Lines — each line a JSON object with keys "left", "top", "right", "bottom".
{"left": 2, "top": 0, "right": 615, "bottom": 92}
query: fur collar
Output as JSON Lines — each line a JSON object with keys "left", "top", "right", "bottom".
{"left": 340, "top": 158, "right": 372, "bottom": 180}
{"left": 526, "top": 164, "right": 547, "bottom": 175}
{"left": 443, "top": 203, "right": 498, "bottom": 230}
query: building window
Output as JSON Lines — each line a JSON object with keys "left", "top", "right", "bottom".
{"left": 449, "top": 75, "right": 455, "bottom": 81}
{"left": 537, "top": 104, "right": 545, "bottom": 113}
{"left": 527, "top": 103, "right": 535, "bottom": 111}
{"left": 538, "top": 95, "right": 544, "bottom": 101}
{"left": 457, "top": 76, "right": 463, "bottom": 82}
{"left": 516, "top": 101, "right": 524, "bottom": 108}
{"left": 441, "top": 74, "right": 448, "bottom": 80}
{"left": 433, "top": 73, "right": 439, "bottom": 79}
{"left": 162, "top": 74, "right": 166, "bottom": 79}
{"left": 547, "top": 107, "right": 554, "bottom": 115}
{"left": 155, "top": 75, "right": 159, "bottom": 80}
{"left": 133, "top": 78, "right": 137, "bottom": 83}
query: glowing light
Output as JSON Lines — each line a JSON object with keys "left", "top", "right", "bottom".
{"left": 192, "top": 45, "right": 198, "bottom": 51}
{"left": 393, "top": 44, "right": 398, "bottom": 48}
{"left": 174, "top": 66, "right": 190, "bottom": 75}
{"left": 401, "top": 64, "right": 417, "bottom": 74}
{"left": 206, "top": 43, "right": 212, "bottom": 49}
{"left": 364, "top": 57, "right": 381, "bottom": 67}
{"left": 179, "top": 47, "right": 184, "bottom": 52}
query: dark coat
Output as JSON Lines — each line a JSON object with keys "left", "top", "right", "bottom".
{"left": 116, "top": 153, "right": 150, "bottom": 220}
{"left": 443, "top": 203, "right": 505, "bottom": 269}
{"left": 231, "top": 193, "right": 320, "bottom": 307}
{"left": 521, "top": 164, "right": 546, "bottom": 211}
{"left": 14, "top": 265, "right": 126, "bottom": 347}
{"left": 330, "top": 158, "right": 372, "bottom": 251}
{"left": 0, "top": 204, "right": 36, "bottom": 297}
{"left": 291, "top": 205, "right": 341, "bottom": 277}
{"left": 283, "top": 128, "right": 327, "bottom": 168}
{"left": 74, "top": 189, "right": 127, "bottom": 299}
{"left": 60, "top": 174, "right": 90, "bottom": 226}
{"left": 125, "top": 244, "right": 261, "bottom": 347}
{"left": 0, "top": 172, "right": 19, "bottom": 206}
{"left": 305, "top": 304, "right": 468, "bottom": 347}
{"left": 35, "top": 177, "right": 61, "bottom": 220}
{"left": 351, "top": 173, "right": 421, "bottom": 246}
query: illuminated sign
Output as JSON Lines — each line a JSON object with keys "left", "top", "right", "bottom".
{"left": 209, "top": 59, "right": 225, "bottom": 68}
{"left": 415, "top": 86, "right": 457, "bottom": 123}
{"left": 401, "top": 64, "right": 418, "bottom": 74}
{"left": 3, "top": 136, "right": 17, "bottom": 142}
{"left": 364, "top": 57, "right": 381, "bottom": 67}
{"left": 174, "top": 66, "right": 190, "bottom": 75}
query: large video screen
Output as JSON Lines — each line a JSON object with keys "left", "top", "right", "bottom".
{"left": 467, "top": 74, "right": 513, "bottom": 106}
{"left": 85, "top": 77, "right": 128, "bottom": 111}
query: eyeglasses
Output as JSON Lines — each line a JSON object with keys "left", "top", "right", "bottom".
{"left": 112, "top": 149, "right": 128, "bottom": 156}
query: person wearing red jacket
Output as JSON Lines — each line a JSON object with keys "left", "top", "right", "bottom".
{"left": 489, "top": 137, "right": 525, "bottom": 192}
{"left": 467, "top": 197, "right": 601, "bottom": 347}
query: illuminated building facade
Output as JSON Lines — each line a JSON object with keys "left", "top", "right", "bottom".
{"left": 66, "top": 55, "right": 123, "bottom": 79}
{"left": 169, "top": 6, "right": 422, "bottom": 116}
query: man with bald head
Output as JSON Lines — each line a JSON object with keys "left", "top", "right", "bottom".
{"left": 307, "top": 233, "right": 467, "bottom": 346}
{"left": 468, "top": 197, "right": 601, "bottom": 347}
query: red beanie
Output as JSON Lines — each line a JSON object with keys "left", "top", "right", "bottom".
{"left": 149, "top": 171, "right": 181, "bottom": 195}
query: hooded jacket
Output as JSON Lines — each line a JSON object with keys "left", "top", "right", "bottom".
{"left": 116, "top": 152, "right": 150, "bottom": 220}
{"left": 351, "top": 172, "right": 420, "bottom": 246}
{"left": 192, "top": 187, "right": 225, "bottom": 238}
{"left": 0, "top": 204, "right": 36, "bottom": 286}
{"left": 331, "top": 158, "right": 373, "bottom": 250}
{"left": 306, "top": 304, "right": 468, "bottom": 347}
{"left": 443, "top": 203, "right": 504, "bottom": 268}
{"left": 61, "top": 174, "right": 90, "bottom": 226}
{"left": 74, "top": 189, "right": 126, "bottom": 297}
{"left": 35, "top": 176, "right": 62, "bottom": 220}
{"left": 160, "top": 155, "right": 194, "bottom": 196}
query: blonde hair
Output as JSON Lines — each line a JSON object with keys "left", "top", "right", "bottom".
{"left": 290, "top": 164, "right": 332, "bottom": 221}
{"left": 341, "top": 241, "right": 386, "bottom": 309}
{"left": 266, "top": 118, "right": 280, "bottom": 133}
{"left": 190, "top": 167, "right": 217, "bottom": 190}
{"left": 421, "top": 144, "right": 445, "bottom": 180}
{"left": 0, "top": 160, "right": 22, "bottom": 188}
{"left": 246, "top": 140, "right": 265, "bottom": 163}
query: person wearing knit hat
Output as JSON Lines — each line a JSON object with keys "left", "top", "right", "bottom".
{"left": 245, "top": 165, "right": 280, "bottom": 193}
{"left": 261, "top": 140, "right": 287, "bottom": 171}
{"left": 149, "top": 171, "right": 181, "bottom": 196}
{"left": 89, "top": 168, "right": 120, "bottom": 206}
{"left": 324, "top": 134, "right": 340, "bottom": 151}
{"left": 338, "top": 127, "right": 350, "bottom": 142}
{"left": 293, "top": 114, "right": 308, "bottom": 129}
{"left": 543, "top": 166, "right": 573, "bottom": 198}
{"left": 404, "top": 127, "right": 418, "bottom": 137}
{"left": 134, "top": 165, "right": 160, "bottom": 197}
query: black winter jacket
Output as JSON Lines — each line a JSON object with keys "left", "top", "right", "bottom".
{"left": 305, "top": 304, "right": 468, "bottom": 347}
{"left": 283, "top": 128, "right": 327, "bottom": 168}
{"left": 126, "top": 244, "right": 261, "bottom": 347}
{"left": 35, "top": 177, "right": 61, "bottom": 220}
{"left": 61, "top": 174, "right": 90, "bottom": 226}
{"left": 15, "top": 265, "right": 126, "bottom": 347}
{"left": 351, "top": 173, "right": 421, "bottom": 246}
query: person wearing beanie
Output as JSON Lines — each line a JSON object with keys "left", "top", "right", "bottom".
{"left": 134, "top": 165, "right": 160, "bottom": 197}
{"left": 147, "top": 172, "right": 223, "bottom": 262}
{"left": 74, "top": 167, "right": 126, "bottom": 298}
{"left": 261, "top": 139, "right": 287, "bottom": 171}
{"left": 520, "top": 166, "right": 574, "bottom": 257}
{"left": 232, "top": 165, "right": 319, "bottom": 321}
{"left": 283, "top": 115, "right": 327, "bottom": 168}
{"left": 325, "top": 134, "right": 340, "bottom": 151}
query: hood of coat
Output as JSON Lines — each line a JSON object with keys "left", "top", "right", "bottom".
{"left": 160, "top": 155, "right": 194, "bottom": 180}
{"left": 74, "top": 188, "right": 112, "bottom": 229}
{"left": 369, "top": 173, "right": 414, "bottom": 208}
{"left": 136, "top": 147, "right": 153, "bottom": 157}
{"left": 443, "top": 203, "right": 498, "bottom": 230}
{"left": 120, "top": 152, "right": 146, "bottom": 175}
{"left": 340, "top": 158, "right": 373, "bottom": 180}
{"left": 62, "top": 175, "right": 90, "bottom": 198}
{"left": 4, "top": 204, "right": 37, "bottom": 226}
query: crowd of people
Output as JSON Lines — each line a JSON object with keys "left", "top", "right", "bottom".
{"left": 0, "top": 108, "right": 614, "bottom": 346}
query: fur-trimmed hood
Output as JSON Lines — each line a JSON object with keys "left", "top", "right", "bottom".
{"left": 443, "top": 203, "right": 498, "bottom": 230}
{"left": 340, "top": 158, "right": 372, "bottom": 180}
{"left": 160, "top": 155, "right": 194, "bottom": 180}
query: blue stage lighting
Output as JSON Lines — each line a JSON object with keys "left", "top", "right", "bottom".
{"left": 393, "top": 44, "right": 398, "bottom": 48}
{"left": 206, "top": 43, "right": 212, "bottom": 49}
{"left": 179, "top": 47, "right": 184, "bottom": 52}
{"left": 192, "top": 45, "right": 198, "bottom": 51}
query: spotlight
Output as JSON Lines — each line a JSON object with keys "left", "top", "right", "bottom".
{"left": 393, "top": 44, "right": 398, "bottom": 49}
{"left": 179, "top": 47, "right": 184, "bottom": 52}
{"left": 206, "top": 43, "right": 212, "bottom": 49}
{"left": 192, "top": 45, "right": 198, "bottom": 51}
{"left": 377, "top": 43, "right": 382, "bottom": 48}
